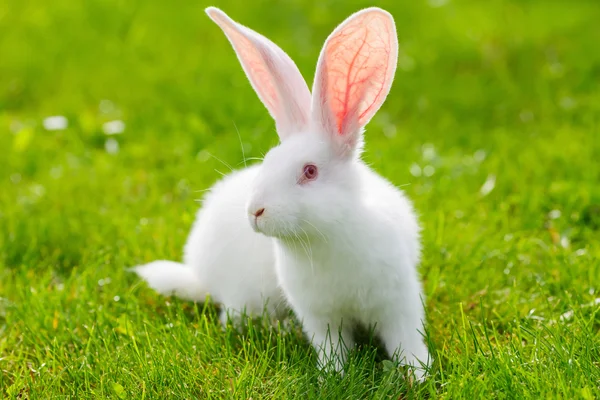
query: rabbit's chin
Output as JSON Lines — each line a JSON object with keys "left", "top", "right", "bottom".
{"left": 252, "top": 223, "right": 288, "bottom": 240}
{"left": 251, "top": 215, "right": 305, "bottom": 240}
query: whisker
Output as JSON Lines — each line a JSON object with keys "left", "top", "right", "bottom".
{"left": 295, "top": 224, "right": 315, "bottom": 276}
{"left": 213, "top": 169, "right": 228, "bottom": 177}
{"left": 282, "top": 223, "right": 300, "bottom": 263}
{"left": 206, "top": 152, "right": 234, "bottom": 172}
{"left": 232, "top": 122, "right": 247, "bottom": 168}
{"left": 236, "top": 157, "right": 264, "bottom": 166}
{"left": 193, "top": 188, "right": 213, "bottom": 194}
{"left": 297, "top": 231, "right": 311, "bottom": 260}
{"left": 285, "top": 222, "right": 301, "bottom": 253}
{"left": 300, "top": 218, "right": 328, "bottom": 243}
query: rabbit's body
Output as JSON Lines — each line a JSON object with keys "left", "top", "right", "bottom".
{"left": 204, "top": 6, "right": 432, "bottom": 377}
{"left": 273, "top": 162, "right": 427, "bottom": 371}
{"left": 135, "top": 5, "right": 431, "bottom": 379}
{"left": 134, "top": 165, "right": 286, "bottom": 324}
{"left": 246, "top": 132, "right": 429, "bottom": 375}
{"left": 184, "top": 166, "right": 285, "bottom": 321}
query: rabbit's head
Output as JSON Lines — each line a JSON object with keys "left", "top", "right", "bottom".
{"left": 206, "top": 7, "right": 398, "bottom": 239}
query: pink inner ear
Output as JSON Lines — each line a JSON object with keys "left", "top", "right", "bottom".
{"left": 206, "top": 8, "right": 311, "bottom": 139}
{"left": 320, "top": 11, "right": 396, "bottom": 135}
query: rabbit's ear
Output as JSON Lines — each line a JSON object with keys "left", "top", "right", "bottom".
{"left": 206, "top": 7, "right": 311, "bottom": 140}
{"left": 311, "top": 8, "right": 398, "bottom": 157}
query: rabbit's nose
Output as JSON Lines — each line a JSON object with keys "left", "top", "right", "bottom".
{"left": 253, "top": 208, "right": 265, "bottom": 218}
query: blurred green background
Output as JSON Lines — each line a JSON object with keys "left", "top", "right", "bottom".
{"left": 1, "top": 0, "right": 599, "bottom": 397}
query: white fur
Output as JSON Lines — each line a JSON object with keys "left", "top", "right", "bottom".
{"left": 133, "top": 166, "right": 287, "bottom": 325}
{"left": 136, "top": 5, "right": 431, "bottom": 380}
{"left": 247, "top": 134, "right": 430, "bottom": 378}
{"left": 238, "top": 7, "right": 431, "bottom": 378}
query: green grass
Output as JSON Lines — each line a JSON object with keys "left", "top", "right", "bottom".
{"left": 1, "top": 0, "right": 600, "bottom": 397}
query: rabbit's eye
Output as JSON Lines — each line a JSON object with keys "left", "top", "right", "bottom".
{"left": 301, "top": 164, "right": 318, "bottom": 183}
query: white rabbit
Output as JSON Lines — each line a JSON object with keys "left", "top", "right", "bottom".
{"left": 203, "top": 7, "right": 431, "bottom": 378}
{"left": 132, "top": 165, "right": 288, "bottom": 325}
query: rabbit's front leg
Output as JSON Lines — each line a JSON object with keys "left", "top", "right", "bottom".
{"left": 304, "top": 316, "right": 354, "bottom": 374}
{"left": 379, "top": 318, "right": 430, "bottom": 381}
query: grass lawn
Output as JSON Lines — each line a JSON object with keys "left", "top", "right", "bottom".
{"left": 1, "top": 0, "right": 599, "bottom": 397}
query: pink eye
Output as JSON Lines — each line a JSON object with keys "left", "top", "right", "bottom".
{"left": 301, "top": 164, "right": 318, "bottom": 182}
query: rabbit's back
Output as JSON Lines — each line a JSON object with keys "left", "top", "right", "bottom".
{"left": 183, "top": 165, "right": 284, "bottom": 317}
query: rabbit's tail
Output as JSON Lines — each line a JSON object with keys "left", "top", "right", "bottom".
{"left": 131, "top": 260, "right": 209, "bottom": 302}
